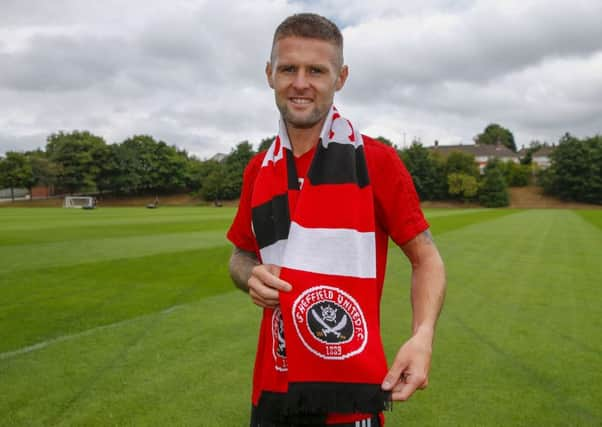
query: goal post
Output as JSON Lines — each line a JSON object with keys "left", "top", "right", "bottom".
{"left": 63, "top": 196, "right": 95, "bottom": 209}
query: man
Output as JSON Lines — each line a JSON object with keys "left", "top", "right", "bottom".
{"left": 228, "top": 13, "right": 445, "bottom": 427}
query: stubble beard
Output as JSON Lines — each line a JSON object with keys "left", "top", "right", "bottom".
{"left": 276, "top": 100, "right": 329, "bottom": 130}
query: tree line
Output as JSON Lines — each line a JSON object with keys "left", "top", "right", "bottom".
{"left": 0, "top": 126, "right": 600, "bottom": 205}
{"left": 0, "top": 130, "right": 257, "bottom": 202}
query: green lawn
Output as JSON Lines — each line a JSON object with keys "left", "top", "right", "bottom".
{"left": 0, "top": 207, "right": 600, "bottom": 426}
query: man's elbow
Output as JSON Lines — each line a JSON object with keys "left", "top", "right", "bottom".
{"left": 228, "top": 247, "right": 258, "bottom": 292}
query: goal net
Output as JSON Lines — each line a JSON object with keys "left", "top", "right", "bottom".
{"left": 63, "top": 196, "right": 95, "bottom": 209}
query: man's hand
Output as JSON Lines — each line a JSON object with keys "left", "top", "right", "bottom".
{"left": 381, "top": 327, "right": 433, "bottom": 401}
{"left": 228, "top": 247, "right": 292, "bottom": 308}
{"left": 248, "top": 264, "right": 292, "bottom": 308}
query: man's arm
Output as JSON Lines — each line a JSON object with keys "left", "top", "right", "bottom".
{"left": 228, "top": 246, "right": 292, "bottom": 308}
{"left": 381, "top": 229, "right": 446, "bottom": 401}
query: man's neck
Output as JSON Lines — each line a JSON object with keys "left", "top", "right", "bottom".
{"left": 286, "top": 120, "right": 325, "bottom": 157}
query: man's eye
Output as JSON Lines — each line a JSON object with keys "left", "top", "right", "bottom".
{"left": 310, "top": 68, "right": 324, "bottom": 74}
{"left": 281, "top": 66, "right": 295, "bottom": 73}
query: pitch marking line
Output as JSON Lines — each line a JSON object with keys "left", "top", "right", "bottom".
{"left": 0, "top": 304, "right": 186, "bottom": 361}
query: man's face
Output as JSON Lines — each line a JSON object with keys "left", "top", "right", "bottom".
{"left": 266, "top": 36, "right": 348, "bottom": 130}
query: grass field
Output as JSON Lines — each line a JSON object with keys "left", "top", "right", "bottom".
{"left": 0, "top": 207, "right": 601, "bottom": 426}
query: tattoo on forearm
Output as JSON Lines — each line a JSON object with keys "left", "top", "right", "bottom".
{"left": 229, "top": 247, "right": 259, "bottom": 292}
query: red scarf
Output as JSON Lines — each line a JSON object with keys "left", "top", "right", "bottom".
{"left": 250, "top": 106, "right": 390, "bottom": 424}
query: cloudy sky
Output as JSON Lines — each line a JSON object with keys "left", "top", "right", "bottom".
{"left": 1, "top": 0, "right": 601, "bottom": 158}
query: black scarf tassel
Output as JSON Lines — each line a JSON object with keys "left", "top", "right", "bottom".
{"left": 253, "top": 383, "right": 391, "bottom": 425}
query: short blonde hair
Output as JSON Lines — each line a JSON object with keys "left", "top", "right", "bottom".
{"left": 271, "top": 13, "right": 344, "bottom": 68}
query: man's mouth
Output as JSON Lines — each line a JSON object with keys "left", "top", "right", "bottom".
{"left": 290, "top": 97, "right": 312, "bottom": 105}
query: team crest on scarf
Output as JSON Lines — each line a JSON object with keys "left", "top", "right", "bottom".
{"left": 292, "top": 286, "right": 367, "bottom": 360}
{"left": 271, "top": 307, "right": 288, "bottom": 371}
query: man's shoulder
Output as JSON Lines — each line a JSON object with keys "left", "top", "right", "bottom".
{"left": 361, "top": 134, "right": 399, "bottom": 163}
{"left": 244, "top": 151, "right": 268, "bottom": 175}
{"left": 251, "top": 150, "right": 268, "bottom": 164}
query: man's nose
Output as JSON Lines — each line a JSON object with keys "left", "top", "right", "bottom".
{"left": 292, "top": 70, "right": 310, "bottom": 90}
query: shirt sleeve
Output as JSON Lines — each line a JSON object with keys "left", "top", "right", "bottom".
{"left": 369, "top": 142, "right": 429, "bottom": 246}
{"left": 226, "top": 154, "right": 263, "bottom": 253}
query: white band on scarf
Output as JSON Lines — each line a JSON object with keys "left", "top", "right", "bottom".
{"left": 282, "top": 222, "right": 376, "bottom": 278}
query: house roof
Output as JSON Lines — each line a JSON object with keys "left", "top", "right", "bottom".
{"left": 531, "top": 146, "right": 555, "bottom": 157}
{"left": 429, "top": 143, "right": 519, "bottom": 159}
{"left": 517, "top": 145, "right": 556, "bottom": 157}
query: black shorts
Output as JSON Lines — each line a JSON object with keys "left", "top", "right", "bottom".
{"left": 250, "top": 407, "right": 381, "bottom": 427}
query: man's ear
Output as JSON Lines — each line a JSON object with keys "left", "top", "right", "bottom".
{"left": 335, "top": 65, "right": 349, "bottom": 91}
{"left": 266, "top": 61, "right": 274, "bottom": 88}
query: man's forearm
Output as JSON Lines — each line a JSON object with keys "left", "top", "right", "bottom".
{"left": 229, "top": 247, "right": 260, "bottom": 292}
{"left": 402, "top": 230, "right": 446, "bottom": 340}
{"left": 410, "top": 246, "right": 446, "bottom": 340}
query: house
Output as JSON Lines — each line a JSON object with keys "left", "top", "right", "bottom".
{"left": 31, "top": 185, "right": 56, "bottom": 199}
{"left": 518, "top": 146, "right": 555, "bottom": 169}
{"left": 430, "top": 142, "right": 520, "bottom": 173}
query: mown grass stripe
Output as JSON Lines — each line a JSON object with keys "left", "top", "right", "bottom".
{"left": 0, "top": 218, "right": 232, "bottom": 246}
{"left": 422, "top": 208, "right": 488, "bottom": 218}
{"left": 0, "top": 230, "right": 229, "bottom": 274}
{"left": 0, "top": 211, "right": 235, "bottom": 233}
{"left": 0, "top": 246, "right": 233, "bottom": 353}
{"left": 575, "top": 209, "right": 602, "bottom": 230}
{"left": 0, "top": 303, "right": 189, "bottom": 361}
{"left": 427, "top": 208, "right": 520, "bottom": 236}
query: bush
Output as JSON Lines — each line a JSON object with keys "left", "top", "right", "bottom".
{"left": 500, "top": 161, "right": 530, "bottom": 187}
{"left": 447, "top": 173, "right": 478, "bottom": 201}
{"left": 542, "top": 134, "right": 602, "bottom": 204}
{"left": 399, "top": 143, "right": 447, "bottom": 200}
{"left": 479, "top": 161, "right": 509, "bottom": 207}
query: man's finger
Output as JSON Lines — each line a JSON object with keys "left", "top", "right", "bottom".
{"left": 392, "top": 380, "right": 419, "bottom": 401}
{"left": 249, "top": 288, "right": 279, "bottom": 308}
{"left": 252, "top": 265, "right": 292, "bottom": 292}
{"left": 381, "top": 359, "right": 408, "bottom": 390}
{"left": 249, "top": 278, "right": 279, "bottom": 300}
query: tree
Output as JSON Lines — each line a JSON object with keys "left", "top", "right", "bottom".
{"left": 0, "top": 152, "right": 34, "bottom": 201}
{"left": 479, "top": 160, "right": 510, "bottom": 207}
{"left": 222, "top": 141, "right": 256, "bottom": 199}
{"left": 399, "top": 142, "right": 446, "bottom": 200}
{"left": 541, "top": 133, "right": 602, "bottom": 204}
{"left": 520, "top": 140, "right": 546, "bottom": 165}
{"left": 111, "top": 135, "right": 189, "bottom": 194}
{"left": 475, "top": 123, "right": 517, "bottom": 152}
{"left": 26, "top": 150, "right": 59, "bottom": 197}
{"left": 499, "top": 161, "right": 530, "bottom": 187}
{"left": 46, "top": 130, "right": 107, "bottom": 194}
{"left": 92, "top": 143, "right": 117, "bottom": 195}
{"left": 185, "top": 156, "right": 207, "bottom": 192}
{"left": 445, "top": 151, "right": 479, "bottom": 178}
{"left": 199, "top": 160, "right": 226, "bottom": 202}
{"left": 447, "top": 173, "right": 478, "bottom": 201}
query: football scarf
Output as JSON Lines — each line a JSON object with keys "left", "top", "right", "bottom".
{"left": 250, "top": 106, "right": 390, "bottom": 425}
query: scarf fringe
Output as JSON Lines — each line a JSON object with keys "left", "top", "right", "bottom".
{"left": 255, "top": 383, "right": 391, "bottom": 424}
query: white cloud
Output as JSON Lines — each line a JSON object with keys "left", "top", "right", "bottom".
{"left": 1, "top": 0, "right": 601, "bottom": 159}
